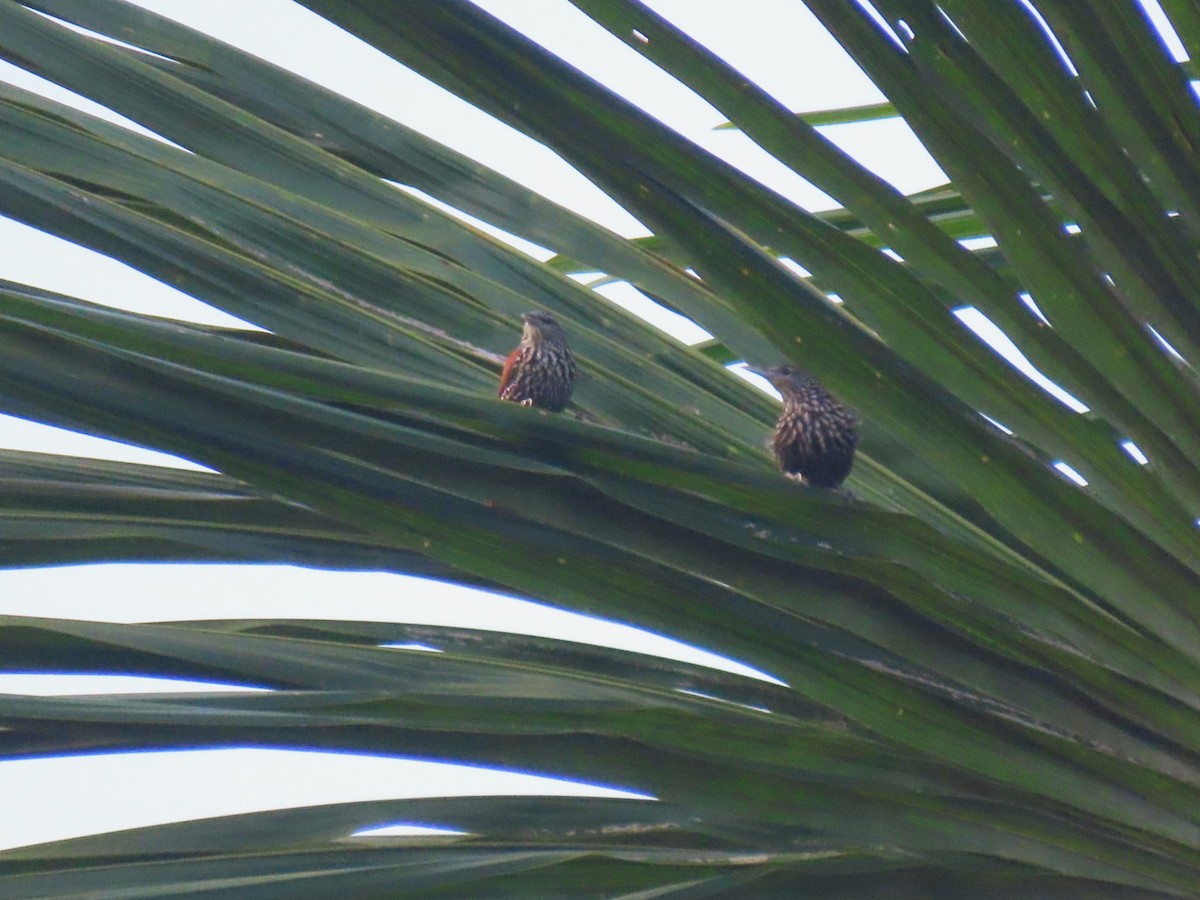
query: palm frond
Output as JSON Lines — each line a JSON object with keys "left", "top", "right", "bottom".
{"left": 0, "top": 0, "right": 1197, "bottom": 893}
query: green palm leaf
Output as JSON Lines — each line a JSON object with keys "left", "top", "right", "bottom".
{"left": 0, "top": 0, "right": 1197, "bottom": 894}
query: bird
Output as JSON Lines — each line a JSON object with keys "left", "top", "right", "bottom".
{"left": 746, "top": 364, "right": 858, "bottom": 488}
{"left": 498, "top": 311, "right": 577, "bottom": 412}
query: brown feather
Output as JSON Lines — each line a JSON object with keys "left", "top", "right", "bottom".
{"left": 498, "top": 346, "right": 524, "bottom": 397}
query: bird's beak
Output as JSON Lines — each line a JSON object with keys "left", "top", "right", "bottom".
{"left": 743, "top": 365, "right": 769, "bottom": 378}
{"left": 520, "top": 313, "right": 534, "bottom": 324}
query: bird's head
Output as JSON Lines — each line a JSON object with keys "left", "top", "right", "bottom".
{"left": 745, "top": 364, "right": 815, "bottom": 395}
{"left": 520, "top": 311, "right": 567, "bottom": 347}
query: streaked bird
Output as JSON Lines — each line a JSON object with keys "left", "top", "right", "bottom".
{"left": 498, "top": 311, "right": 576, "bottom": 412}
{"left": 746, "top": 364, "right": 858, "bottom": 488}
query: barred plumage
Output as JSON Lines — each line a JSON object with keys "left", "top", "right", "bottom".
{"left": 498, "top": 311, "right": 576, "bottom": 412}
{"left": 747, "top": 364, "right": 858, "bottom": 488}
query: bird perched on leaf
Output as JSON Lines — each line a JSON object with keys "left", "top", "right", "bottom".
{"left": 746, "top": 364, "right": 858, "bottom": 488}
{"left": 498, "top": 311, "right": 576, "bottom": 412}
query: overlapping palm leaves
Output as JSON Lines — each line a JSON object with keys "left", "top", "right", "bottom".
{"left": 0, "top": 0, "right": 1197, "bottom": 895}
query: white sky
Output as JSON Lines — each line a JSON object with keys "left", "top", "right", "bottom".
{"left": 0, "top": 0, "right": 1166, "bottom": 852}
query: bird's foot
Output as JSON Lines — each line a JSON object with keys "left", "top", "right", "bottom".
{"left": 520, "top": 398, "right": 534, "bottom": 407}
{"left": 784, "top": 472, "right": 809, "bottom": 485}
